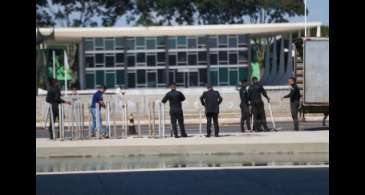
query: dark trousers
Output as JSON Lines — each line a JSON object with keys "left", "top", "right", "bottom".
{"left": 290, "top": 101, "right": 300, "bottom": 130}
{"left": 48, "top": 104, "right": 59, "bottom": 139}
{"left": 240, "top": 104, "right": 251, "bottom": 132}
{"left": 252, "top": 102, "right": 269, "bottom": 131}
{"left": 206, "top": 112, "right": 219, "bottom": 136}
{"left": 170, "top": 111, "right": 187, "bottom": 137}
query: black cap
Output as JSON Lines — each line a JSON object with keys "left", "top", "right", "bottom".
{"left": 96, "top": 84, "right": 107, "bottom": 90}
{"left": 206, "top": 83, "right": 213, "bottom": 89}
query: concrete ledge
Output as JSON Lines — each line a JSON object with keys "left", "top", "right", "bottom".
{"left": 36, "top": 131, "right": 329, "bottom": 158}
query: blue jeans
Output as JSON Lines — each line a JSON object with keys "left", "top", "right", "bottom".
{"left": 90, "top": 108, "right": 108, "bottom": 135}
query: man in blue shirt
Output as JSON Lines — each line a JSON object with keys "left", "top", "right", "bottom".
{"left": 90, "top": 85, "right": 108, "bottom": 138}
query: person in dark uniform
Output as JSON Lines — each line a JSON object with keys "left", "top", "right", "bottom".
{"left": 281, "top": 77, "right": 301, "bottom": 130}
{"left": 238, "top": 79, "right": 251, "bottom": 132}
{"left": 162, "top": 82, "right": 188, "bottom": 138}
{"left": 248, "top": 77, "right": 270, "bottom": 132}
{"left": 45, "top": 79, "right": 71, "bottom": 140}
{"left": 200, "top": 84, "right": 223, "bottom": 137}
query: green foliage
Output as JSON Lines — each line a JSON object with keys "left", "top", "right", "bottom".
{"left": 36, "top": 0, "right": 306, "bottom": 27}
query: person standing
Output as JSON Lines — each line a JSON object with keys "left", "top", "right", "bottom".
{"left": 248, "top": 77, "right": 270, "bottom": 132}
{"left": 200, "top": 84, "right": 223, "bottom": 137}
{"left": 162, "top": 82, "right": 188, "bottom": 138}
{"left": 90, "top": 85, "right": 108, "bottom": 138}
{"left": 281, "top": 77, "right": 301, "bottom": 130}
{"left": 45, "top": 79, "right": 71, "bottom": 140}
{"left": 238, "top": 79, "right": 251, "bottom": 132}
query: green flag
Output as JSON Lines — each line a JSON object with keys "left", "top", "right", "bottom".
{"left": 251, "top": 62, "right": 261, "bottom": 80}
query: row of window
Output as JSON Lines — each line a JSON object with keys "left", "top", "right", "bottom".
{"left": 85, "top": 67, "right": 248, "bottom": 89}
{"left": 84, "top": 50, "right": 248, "bottom": 67}
{"left": 84, "top": 35, "right": 249, "bottom": 51}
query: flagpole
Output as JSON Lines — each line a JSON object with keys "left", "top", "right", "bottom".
{"left": 52, "top": 50, "right": 56, "bottom": 79}
{"left": 304, "top": 0, "right": 307, "bottom": 37}
{"left": 64, "top": 50, "right": 68, "bottom": 97}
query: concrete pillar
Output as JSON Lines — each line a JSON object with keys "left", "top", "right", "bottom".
{"left": 317, "top": 25, "right": 321, "bottom": 37}
{"left": 123, "top": 37, "right": 128, "bottom": 88}
{"left": 279, "top": 35, "right": 285, "bottom": 74}
{"left": 272, "top": 36, "right": 277, "bottom": 73}
{"left": 78, "top": 40, "right": 85, "bottom": 89}
{"left": 165, "top": 36, "right": 169, "bottom": 87}
{"left": 287, "top": 33, "right": 293, "bottom": 73}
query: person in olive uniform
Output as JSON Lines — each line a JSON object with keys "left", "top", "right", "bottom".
{"left": 46, "top": 79, "right": 71, "bottom": 140}
{"left": 238, "top": 79, "right": 251, "bottom": 132}
{"left": 162, "top": 82, "right": 188, "bottom": 138}
{"left": 200, "top": 84, "right": 223, "bottom": 137}
{"left": 248, "top": 77, "right": 270, "bottom": 132}
{"left": 281, "top": 77, "right": 301, "bottom": 130}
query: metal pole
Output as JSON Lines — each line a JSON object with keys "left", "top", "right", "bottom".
{"left": 124, "top": 103, "right": 128, "bottom": 138}
{"left": 152, "top": 101, "right": 156, "bottom": 137}
{"left": 304, "top": 0, "right": 307, "bottom": 37}
{"left": 158, "top": 102, "right": 162, "bottom": 137}
{"left": 162, "top": 103, "right": 165, "bottom": 138}
{"left": 81, "top": 103, "right": 85, "bottom": 139}
{"left": 107, "top": 101, "right": 111, "bottom": 138}
{"left": 95, "top": 103, "right": 100, "bottom": 139}
{"left": 59, "top": 104, "right": 64, "bottom": 141}
{"left": 49, "top": 104, "right": 56, "bottom": 140}
{"left": 199, "top": 109, "right": 203, "bottom": 136}
{"left": 44, "top": 103, "right": 50, "bottom": 129}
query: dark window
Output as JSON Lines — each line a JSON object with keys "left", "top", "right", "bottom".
{"left": 116, "top": 53, "right": 124, "bottom": 64}
{"left": 209, "top": 53, "right": 217, "bottom": 65}
{"left": 177, "top": 36, "right": 186, "bottom": 46}
{"left": 127, "top": 55, "right": 135, "bottom": 67}
{"left": 198, "top": 51, "right": 207, "bottom": 62}
{"left": 136, "top": 37, "right": 145, "bottom": 48}
{"left": 178, "top": 52, "right": 187, "bottom": 63}
{"left": 85, "top": 55, "right": 94, "bottom": 67}
{"left": 95, "top": 54, "right": 104, "bottom": 64}
{"left": 95, "top": 38, "right": 104, "bottom": 48}
{"left": 127, "top": 38, "right": 135, "bottom": 50}
{"left": 96, "top": 70, "right": 104, "bottom": 85}
{"left": 176, "top": 72, "right": 184, "bottom": 84}
{"left": 105, "top": 55, "right": 115, "bottom": 67}
{"left": 189, "top": 71, "right": 198, "bottom": 86}
{"left": 168, "top": 55, "right": 176, "bottom": 66}
{"left": 116, "top": 70, "right": 125, "bottom": 85}
{"left": 137, "top": 53, "right": 145, "bottom": 63}
{"left": 188, "top": 54, "right": 197, "bottom": 66}
{"left": 219, "top": 51, "right": 228, "bottom": 62}
{"left": 146, "top": 39, "right": 156, "bottom": 49}
{"left": 199, "top": 68, "right": 207, "bottom": 86}
{"left": 228, "top": 36, "right": 237, "bottom": 48}
{"left": 85, "top": 73, "right": 95, "bottom": 89}
{"left": 105, "top": 39, "right": 114, "bottom": 50}
{"left": 157, "top": 37, "right": 165, "bottom": 48}
{"left": 169, "top": 71, "right": 175, "bottom": 84}
{"left": 208, "top": 37, "right": 217, "bottom": 48}
{"left": 115, "top": 38, "right": 124, "bottom": 50}
{"left": 84, "top": 39, "right": 93, "bottom": 51}
{"left": 188, "top": 38, "right": 197, "bottom": 48}
{"left": 168, "top": 37, "right": 176, "bottom": 49}
{"left": 147, "top": 55, "right": 156, "bottom": 66}
{"left": 147, "top": 72, "right": 157, "bottom": 87}
{"left": 229, "top": 53, "right": 238, "bottom": 64}
{"left": 137, "top": 70, "right": 146, "bottom": 84}
{"left": 106, "top": 72, "right": 115, "bottom": 88}
{"left": 198, "top": 36, "right": 206, "bottom": 47}
{"left": 238, "top": 50, "right": 248, "bottom": 61}
{"left": 157, "top": 52, "right": 165, "bottom": 62}
{"left": 238, "top": 35, "right": 248, "bottom": 45}
{"left": 127, "top": 72, "right": 136, "bottom": 88}
{"left": 158, "top": 69, "right": 165, "bottom": 83}
{"left": 218, "top": 35, "right": 227, "bottom": 46}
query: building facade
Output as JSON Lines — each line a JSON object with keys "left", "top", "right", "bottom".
{"left": 37, "top": 22, "right": 321, "bottom": 89}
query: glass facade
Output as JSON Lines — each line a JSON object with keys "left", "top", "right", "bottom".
{"left": 83, "top": 35, "right": 249, "bottom": 89}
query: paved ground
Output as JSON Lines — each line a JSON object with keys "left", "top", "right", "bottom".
{"left": 36, "top": 166, "right": 328, "bottom": 195}
{"left": 36, "top": 120, "right": 328, "bottom": 139}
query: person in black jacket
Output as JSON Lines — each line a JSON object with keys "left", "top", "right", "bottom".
{"left": 200, "top": 84, "right": 223, "bottom": 137}
{"left": 238, "top": 79, "right": 251, "bottom": 132}
{"left": 162, "top": 82, "right": 188, "bottom": 138}
{"left": 45, "top": 79, "right": 71, "bottom": 139}
{"left": 281, "top": 77, "right": 301, "bottom": 130}
{"left": 248, "top": 77, "right": 270, "bottom": 132}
